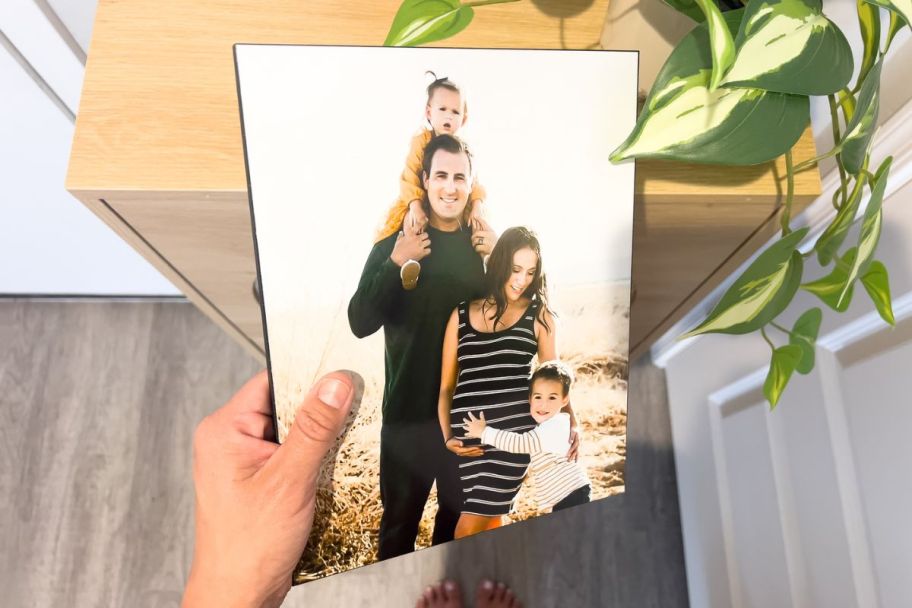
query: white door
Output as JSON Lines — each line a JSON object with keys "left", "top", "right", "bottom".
{"left": 656, "top": 102, "right": 912, "bottom": 608}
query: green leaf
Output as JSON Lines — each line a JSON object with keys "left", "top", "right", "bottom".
{"left": 856, "top": 0, "right": 882, "bottom": 92}
{"left": 682, "top": 228, "right": 809, "bottom": 337}
{"left": 694, "top": 0, "right": 736, "bottom": 90}
{"left": 864, "top": 0, "right": 912, "bottom": 38}
{"left": 610, "top": 9, "right": 810, "bottom": 165}
{"left": 720, "top": 0, "right": 854, "bottom": 95}
{"left": 838, "top": 87, "right": 857, "bottom": 123}
{"left": 789, "top": 307, "right": 822, "bottom": 374}
{"left": 802, "top": 248, "right": 857, "bottom": 312}
{"left": 764, "top": 344, "right": 804, "bottom": 408}
{"left": 384, "top": 0, "right": 474, "bottom": 47}
{"left": 663, "top": 0, "right": 708, "bottom": 22}
{"left": 838, "top": 155, "right": 893, "bottom": 306}
{"left": 841, "top": 60, "right": 882, "bottom": 174}
{"left": 885, "top": 10, "right": 909, "bottom": 51}
{"left": 815, "top": 170, "right": 868, "bottom": 266}
{"left": 860, "top": 260, "right": 896, "bottom": 325}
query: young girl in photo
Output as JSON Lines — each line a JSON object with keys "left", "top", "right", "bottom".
{"left": 462, "top": 360, "right": 592, "bottom": 514}
{"left": 376, "top": 72, "right": 488, "bottom": 289}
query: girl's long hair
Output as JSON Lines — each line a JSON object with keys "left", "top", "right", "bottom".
{"left": 482, "top": 227, "right": 554, "bottom": 332}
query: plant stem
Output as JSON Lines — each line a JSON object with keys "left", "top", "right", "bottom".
{"left": 837, "top": 88, "right": 856, "bottom": 119}
{"left": 761, "top": 326, "right": 776, "bottom": 351}
{"left": 827, "top": 94, "right": 848, "bottom": 208}
{"left": 463, "top": 0, "right": 520, "bottom": 7}
{"left": 831, "top": 185, "right": 845, "bottom": 210}
{"left": 793, "top": 146, "right": 842, "bottom": 174}
{"left": 781, "top": 150, "right": 795, "bottom": 236}
{"left": 770, "top": 322, "right": 792, "bottom": 336}
{"left": 832, "top": 255, "right": 853, "bottom": 273}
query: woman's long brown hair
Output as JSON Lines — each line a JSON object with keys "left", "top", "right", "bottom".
{"left": 482, "top": 226, "right": 555, "bottom": 332}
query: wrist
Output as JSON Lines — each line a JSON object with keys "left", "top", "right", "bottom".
{"left": 184, "top": 562, "right": 281, "bottom": 608}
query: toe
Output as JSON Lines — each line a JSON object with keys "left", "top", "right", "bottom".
{"left": 442, "top": 579, "right": 463, "bottom": 607}
{"left": 494, "top": 582, "right": 507, "bottom": 602}
{"left": 476, "top": 579, "right": 497, "bottom": 607}
{"left": 424, "top": 585, "right": 439, "bottom": 605}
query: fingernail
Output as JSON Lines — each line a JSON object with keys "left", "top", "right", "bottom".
{"left": 444, "top": 581, "right": 457, "bottom": 592}
{"left": 482, "top": 580, "right": 494, "bottom": 590}
{"left": 318, "top": 376, "right": 352, "bottom": 409}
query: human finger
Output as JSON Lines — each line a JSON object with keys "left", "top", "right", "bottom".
{"left": 567, "top": 432, "right": 580, "bottom": 462}
{"left": 445, "top": 439, "right": 465, "bottom": 455}
{"left": 231, "top": 409, "right": 276, "bottom": 441}
{"left": 265, "top": 371, "right": 359, "bottom": 490}
{"left": 405, "top": 218, "right": 418, "bottom": 237}
{"left": 457, "top": 446, "right": 484, "bottom": 457}
{"left": 221, "top": 370, "right": 272, "bottom": 417}
{"left": 207, "top": 372, "right": 277, "bottom": 441}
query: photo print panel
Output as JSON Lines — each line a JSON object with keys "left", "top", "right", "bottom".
{"left": 235, "top": 44, "right": 636, "bottom": 582}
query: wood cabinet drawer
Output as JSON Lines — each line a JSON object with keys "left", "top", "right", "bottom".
{"left": 105, "top": 192, "right": 264, "bottom": 354}
{"left": 67, "top": 0, "right": 821, "bottom": 362}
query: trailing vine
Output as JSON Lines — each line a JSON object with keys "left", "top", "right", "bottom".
{"left": 384, "top": 0, "right": 911, "bottom": 407}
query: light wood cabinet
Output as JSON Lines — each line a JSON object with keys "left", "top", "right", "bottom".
{"left": 67, "top": 0, "right": 821, "bottom": 360}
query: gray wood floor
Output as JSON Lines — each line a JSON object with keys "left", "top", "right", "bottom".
{"left": 0, "top": 301, "right": 688, "bottom": 607}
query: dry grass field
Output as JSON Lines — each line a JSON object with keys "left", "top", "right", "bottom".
{"left": 267, "top": 282, "right": 629, "bottom": 582}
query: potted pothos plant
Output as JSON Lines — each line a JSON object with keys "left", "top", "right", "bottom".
{"left": 383, "top": 0, "right": 910, "bottom": 407}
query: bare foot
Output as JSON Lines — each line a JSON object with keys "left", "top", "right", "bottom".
{"left": 415, "top": 580, "right": 463, "bottom": 608}
{"left": 476, "top": 580, "right": 523, "bottom": 608}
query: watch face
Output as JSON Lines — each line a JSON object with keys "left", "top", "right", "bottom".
{"left": 236, "top": 43, "right": 635, "bottom": 583}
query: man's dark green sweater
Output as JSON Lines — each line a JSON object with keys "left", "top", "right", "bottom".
{"left": 348, "top": 226, "right": 485, "bottom": 424}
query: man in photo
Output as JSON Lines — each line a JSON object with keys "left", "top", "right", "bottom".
{"left": 348, "top": 134, "right": 496, "bottom": 559}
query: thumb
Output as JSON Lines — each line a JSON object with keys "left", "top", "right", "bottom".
{"left": 267, "top": 371, "right": 358, "bottom": 489}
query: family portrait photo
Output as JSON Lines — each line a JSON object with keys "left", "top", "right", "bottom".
{"left": 235, "top": 44, "right": 637, "bottom": 582}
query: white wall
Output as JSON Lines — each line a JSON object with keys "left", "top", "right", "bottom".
{"left": 0, "top": 0, "right": 178, "bottom": 295}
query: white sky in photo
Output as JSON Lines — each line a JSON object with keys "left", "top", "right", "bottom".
{"left": 236, "top": 45, "right": 636, "bottom": 319}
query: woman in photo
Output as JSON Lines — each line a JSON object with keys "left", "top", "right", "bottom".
{"left": 437, "top": 226, "right": 578, "bottom": 538}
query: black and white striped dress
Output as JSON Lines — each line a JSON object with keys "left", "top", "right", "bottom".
{"left": 450, "top": 299, "right": 539, "bottom": 516}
